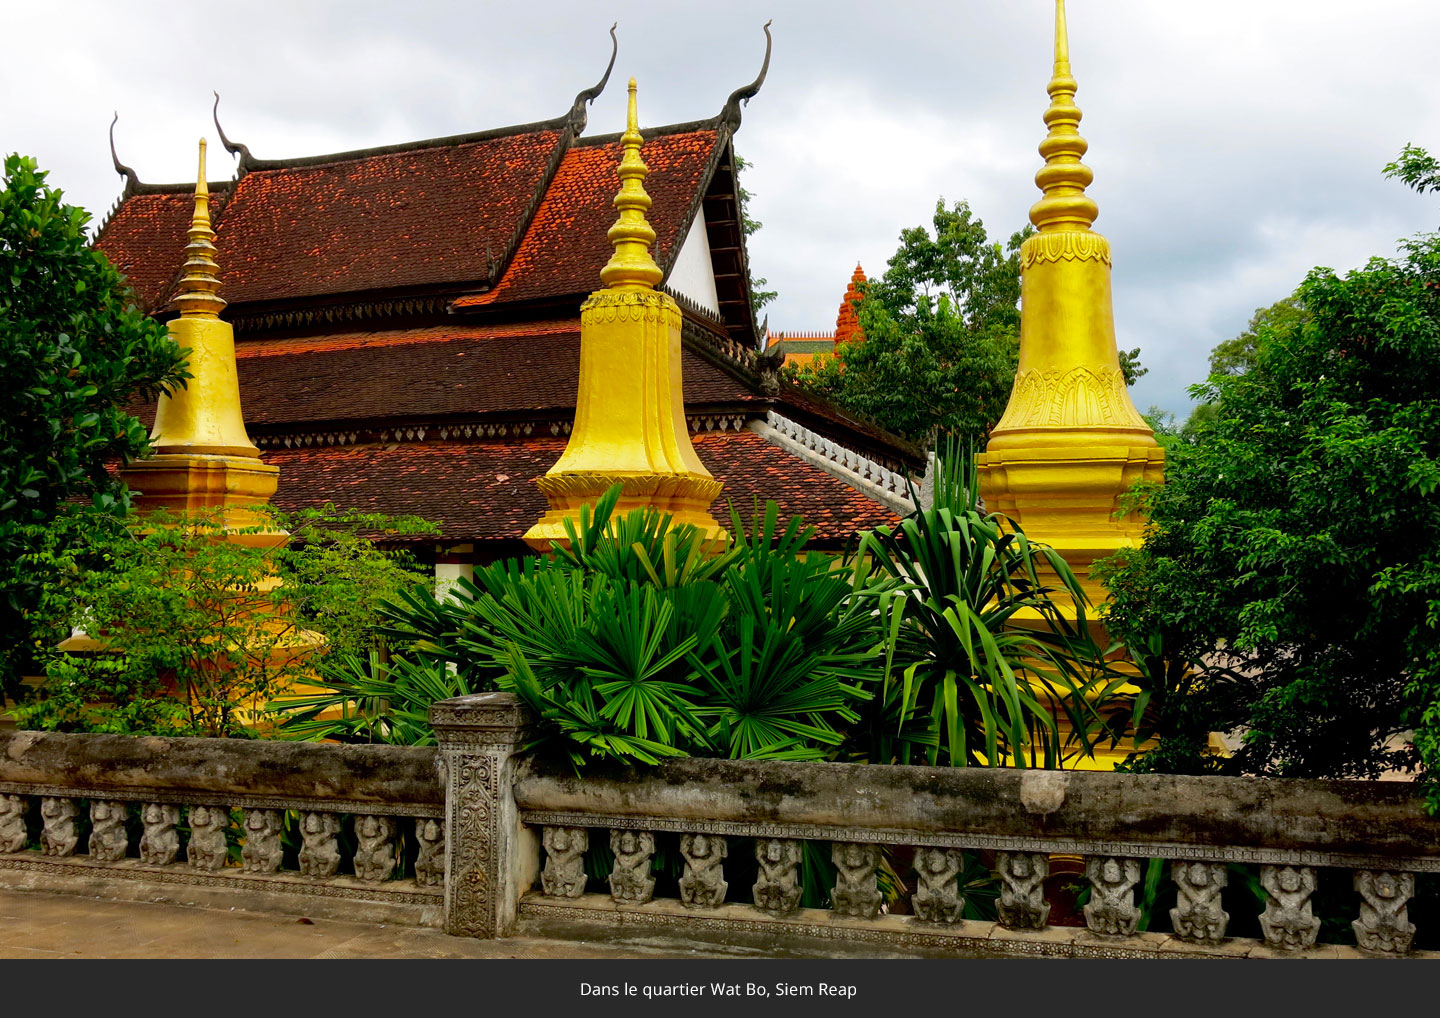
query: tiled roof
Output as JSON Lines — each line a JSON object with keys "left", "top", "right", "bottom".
{"left": 454, "top": 129, "right": 721, "bottom": 307}
{"left": 95, "top": 190, "right": 218, "bottom": 313}
{"left": 130, "top": 324, "right": 761, "bottom": 430}
{"left": 216, "top": 129, "right": 564, "bottom": 306}
{"left": 265, "top": 430, "right": 896, "bottom": 544}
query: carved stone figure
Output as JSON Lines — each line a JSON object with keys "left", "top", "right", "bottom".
{"left": 414, "top": 817, "right": 445, "bottom": 888}
{"left": 1353, "top": 870, "right": 1415, "bottom": 955}
{"left": 39, "top": 797, "right": 78, "bottom": 857}
{"left": 88, "top": 800, "right": 129, "bottom": 862}
{"left": 539, "top": 826, "right": 588, "bottom": 898}
{"left": 241, "top": 808, "right": 283, "bottom": 874}
{"left": 912, "top": 847, "right": 965, "bottom": 924}
{"left": 996, "top": 850, "right": 1049, "bottom": 929}
{"left": 1083, "top": 855, "right": 1141, "bottom": 936}
{"left": 831, "top": 842, "right": 882, "bottom": 920}
{"left": 1259, "top": 864, "right": 1321, "bottom": 951}
{"left": 1170, "top": 860, "right": 1228, "bottom": 944}
{"left": 186, "top": 805, "right": 229, "bottom": 870}
{"left": 608, "top": 829, "right": 655, "bottom": 904}
{"left": 139, "top": 803, "right": 181, "bottom": 866}
{"left": 678, "top": 832, "right": 728, "bottom": 909}
{"left": 0, "top": 794, "right": 26, "bottom": 854}
{"left": 752, "top": 838, "right": 802, "bottom": 914}
{"left": 297, "top": 811, "right": 342, "bottom": 878}
{"left": 353, "top": 814, "right": 399, "bottom": 883}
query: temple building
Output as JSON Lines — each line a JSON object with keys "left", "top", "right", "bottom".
{"left": 765, "top": 263, "right": 867, "bottom": 368}
{"left": 96, "top": 30, "right": 924, "bottom": 589}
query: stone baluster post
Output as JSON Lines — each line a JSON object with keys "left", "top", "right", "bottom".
{"left": 429, "top": 692, "right": 533, "bottom": 939}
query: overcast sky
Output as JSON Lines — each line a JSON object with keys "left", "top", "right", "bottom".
{"left": 5, "top": 1, "right": 1438, "bottom": 418}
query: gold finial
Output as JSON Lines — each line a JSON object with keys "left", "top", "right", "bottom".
{"left": 1029, "top": 0, "right": 1099, "bottom": 232}
{"left": 599, "top": 78, "right": 663, "bottom": 289}
{"left": 174, "top": 138, "right": 227, "bottom": 318}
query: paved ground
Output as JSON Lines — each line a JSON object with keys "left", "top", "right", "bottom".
{"left": 0, "top": 889, "right": 732, "bottom": 959}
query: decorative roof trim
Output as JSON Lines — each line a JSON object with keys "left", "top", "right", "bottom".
{"left": 751, "top": 412, "right": 917, "bottom": 514}
{"left": 109, "top": 112, "right": 142, "bottom": 197}
{"left": 719, "top": 20, "right": 773, "bottom": 131}
{"left": 656, "top": 123, "right": 733, "bottom": 285}
{"left": 566, "top": 23, "right": 618, "bottom": 135}
{"left": 250, "top": 413, "right": 748, "bottom": 451}
{"left": 228, "top": 294, "right": 452, "bottom": 332}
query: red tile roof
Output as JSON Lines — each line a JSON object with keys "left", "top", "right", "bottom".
{"left": 454, "top": 129, "right": 721, "bottom": 307}
{"left": 95, "top": 190, "right": 215, "bottom": 312}
{"left": 216, "top": 129, "right": 563, "bottom": 306}
{"left": 265, "top": 430, "right": 896, "bottom": 544}
{"left": 130, "top": 324, "right": 761, "bottom": 430}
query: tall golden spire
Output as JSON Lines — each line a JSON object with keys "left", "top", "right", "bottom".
{"left": 977, "top": 0, "right": 1162, "bottom": 609}
{"left": 1030, "top": 0, "right": 1099, "bottom": 233}
{"left": 122, "top": 138, "right": 280, "bottom": 531}
{"left": 525, "top": 79, "right": 725, "bottom": 551}
{"left": 599, "top": 79, "right": 664, "bottom": 290}
{"left": 174, "top": 138, "right": 227, "bottom": 317}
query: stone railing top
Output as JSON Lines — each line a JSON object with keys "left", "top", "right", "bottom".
{"left": 0, "top": 730, "right": 442, "bottom": 816}
{"left": 512, "top": 755, "right": 1440, "bottom": 871}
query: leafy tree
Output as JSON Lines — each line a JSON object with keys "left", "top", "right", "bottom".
{"left": 791, "top": 199, "right": 1144, "bottom": 448}
{"left": 1208, "top": 295, "right": 1308, "bottom": 378}
{"left": 0, "top": 155, "right": 188, "bottom": 701}
{"left": 1096, "top": 223, "right": 1440, "bottom": 782}
{"left": 15, "top": 506, "right": 435, "bottom": 737}
{"left": 1385, "top": 143, "right": 1440, "bottom": 195}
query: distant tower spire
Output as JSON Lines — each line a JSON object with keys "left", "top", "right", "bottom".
{"left": 1029, "top": 0, "right": 1099, "bottom": 233}
{"left": 599, "top": 79, "right": 664, "bottom": 290}
{"left": 173, "top": 139, "right": 227, "bottom": 318}
{"left": 834, "top": 263, "right": 867, "bottom": 346}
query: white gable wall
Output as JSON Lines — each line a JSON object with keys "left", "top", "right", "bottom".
{"left": 666, "top": 211, "right": 722, "bottom": 316}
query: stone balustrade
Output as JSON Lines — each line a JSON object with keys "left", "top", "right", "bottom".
{"left": 0, "top": 730, "right": 445, "bottom": 927}
{"left": 432, "top": 693, "right": 1440, "bottom": 958}
{"left": 3, "top": 696, "right": 1438, "bottom": 957}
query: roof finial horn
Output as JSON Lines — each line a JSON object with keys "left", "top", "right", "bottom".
{"left": 567, "top": 22, "right": 619, "bottom": 134}
{"left": 212, "top": 91, "right": 254, "bottom": 170}
{"left": 173, "top": 138, "right": 227, "bottom": 319}
{"left": 720, "top": 20, "right": 773, "bottom": 130}
{"left": 108, "top": 113, "right": 142, "bottom": 196}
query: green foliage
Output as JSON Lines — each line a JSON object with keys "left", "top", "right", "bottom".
{"left": 1385, "top": 144, "right": 1440, "bottom": 196}
{"left": 15, "top": 505, "right": 436, "bottom": 737}
{"left": 1097, "top": 229, "right": 1440, "bottom": 782}
{"left": 855, "top": 438, "right": 1119, "bottom": 767}
{"left": 1208, "top": 295, "right": 1308, "bottom": 378}
{"left": 793, "top": 200, "right": 1027, "bottom": 447}
{"left": 0, "top": 155, "right": 188, "bottom": 700}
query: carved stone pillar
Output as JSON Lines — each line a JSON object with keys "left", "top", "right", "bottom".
{"left": 1353, "top": 870, "right": 1415, "bottom": 955}
{"left": 413, "top": 817, "right": 446, "bottom": 888}
{"left": 679, "top": 833, "right": 728, "bottom": 908}
{"left": 912, "top": 847, "right": 965, "bottom": 924}
{"left": 88, "top": 800, "right": 129, "bottom": 862}
{"left": 1083, "top": 855, "right": 1141, "bottom": 936}
{"left": 297, "top": 811, "right": 342, "bottom": 878}
{"left": 139, "top": 803, "right": 181, "bottom": 866}
{"left": 540, "top": 826, "right": 589, "bottom": 898}
{"left": 1170, "top": 860, "right": 1228, "bottom": 944}
{"left": 39, "top": 797, "right": 77, "bottom": 857}
{"left": 429, "top": 691, "right": 532, "bottom": 939}
{"left": 0, "top": 794, "right": 27, "bottom": 853}
{"left": 831, "top": 842, "right": 883, "bottom": 919}
{"left": 609, "top": 829, "right": 656, "bottom": 904}
{"left": 996, "top": 851, "right": 1050, "bottom": 929}
{"left": 752, "top": 838, "right": 802, "bottom": 914}
{"left": 1259, "top": 864, "right": 1321, "bottom": 951}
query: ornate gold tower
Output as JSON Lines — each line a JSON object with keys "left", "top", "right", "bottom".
{"left": 525, "top": 80, "right": 726, "bottom": 550}
{"left": 120, "top": 139, "right": 281, "bottom": 545}
{"left": 977, "top": 0, "right": 1163, "bottom": 604}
